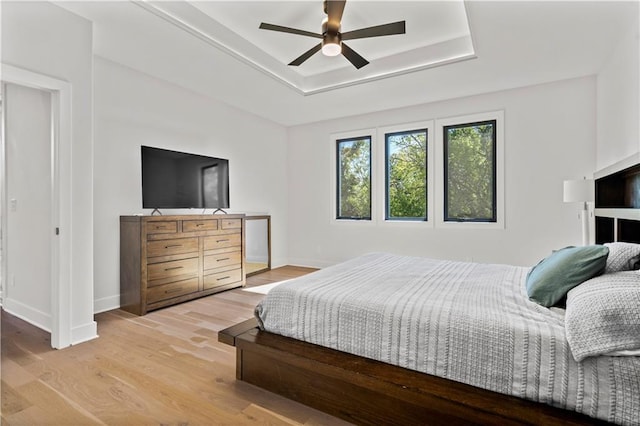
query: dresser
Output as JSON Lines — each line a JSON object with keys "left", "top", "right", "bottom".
{"left": 120, "top": 214, "right": 245, "bottom": 315}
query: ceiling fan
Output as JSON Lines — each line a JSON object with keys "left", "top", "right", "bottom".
{"left": 259, "top": 0, "right": 406, "bottom": 70}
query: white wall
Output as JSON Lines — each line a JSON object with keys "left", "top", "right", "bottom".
{"left": 596, "top": 6, "right": 640, "bottom": 170}
{"left": 4, "top": 84, "right": 52, "bottom": 327}
{"left": 1, "top": 1, "right": 96, "bottom": 343}
{"left": 287, "top": 77, "right": 597, "bottom": 268}
{"left": 93, "top": 57, "right": 288, "bottom": 312}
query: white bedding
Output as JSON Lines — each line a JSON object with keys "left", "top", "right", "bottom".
{"left": 255, "top": 252, "right": 640, "bottom": 425}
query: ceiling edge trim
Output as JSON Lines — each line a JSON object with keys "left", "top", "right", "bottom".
{"left": 301, "top": 54, "right": 477, "bottom": 96}
{"left": 462, "top": 0, "right": 478, "bottom": 55}
{"left": 132, "top": 0, "right": 305, "bottom": 95}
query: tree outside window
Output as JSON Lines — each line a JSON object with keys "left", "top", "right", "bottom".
{"left": 444, "top": 120, "right": 496, "bottom": 222}
{"left": 385, "top": 129, "right": 427, "bottom": 221}
{"left": 336, "top": 137, "right": 371, "bottom": 220}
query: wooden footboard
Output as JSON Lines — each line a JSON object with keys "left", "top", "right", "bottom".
{"left": 219, "top": 319, "right": 607, "bottom": 426}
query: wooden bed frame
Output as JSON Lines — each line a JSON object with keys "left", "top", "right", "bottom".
{"left": 219, "top": 318, "right": 607, "bottom": 425}
{"left": 220, "top": 162, "right": 639, "bottom": 425}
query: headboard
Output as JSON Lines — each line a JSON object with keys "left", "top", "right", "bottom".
{"left": 594, "top": 156, "right": 640, "bottom": 244}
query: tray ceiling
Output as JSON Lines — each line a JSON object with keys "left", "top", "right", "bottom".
{"left": 138, "top": 1, "right": 475, "bottom": 94}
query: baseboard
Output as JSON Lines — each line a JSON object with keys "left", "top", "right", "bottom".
{"left": 285, "top": 257, "right": 335, "bottom": 269}
{"left": 71, "top": 321, "right": 98, "bottom": 345}
{"left": 94, "top": 295, "right": 120, "bottom": 314}
{"left": 2, "top": 298, "right": 52, "bottom": 332}
{"left": 4, "top": 298, "right": 98, "bottom": 346}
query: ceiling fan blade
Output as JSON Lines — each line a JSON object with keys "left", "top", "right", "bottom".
{"left": 342, "top": 21, "right": 406, "bottom": 41}
{"left": 341, "top": 43, "right": 369, "bottom": 69}
{"left": 289, "top": 43, "right": 322, "bottom": 66}
{"left": 326, "top": 0, "right": 346, "bottom": 29}
{"left": 259, "top": 23, "right": 322, "bottom": 39}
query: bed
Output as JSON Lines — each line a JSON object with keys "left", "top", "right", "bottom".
{"left": 220, "top": 167, "right": 640, "bottom": 425}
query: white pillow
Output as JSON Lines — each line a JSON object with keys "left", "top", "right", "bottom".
{"left": 565, "top": 271, "right": 640, "bottom": 362}
{"left": 604, "top": 242, "right": 640, "bottom": 273}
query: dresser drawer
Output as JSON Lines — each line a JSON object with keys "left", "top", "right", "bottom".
{"left": 147, "top": 258, "right": 198, "bottom": 281}
{"left": 203, "top": 233, "right": 241, "bottom": 251}
{"left": 146, "top": 237, "right": 198, "bottom": 258}
{"left": 220, "top": 218, "right": 242, "bottom": 230}
{"left": 147, "top": 277, "right": 199, "bottom": 304}
{"left": 204, "top": 268, "right": 242, "bottom": 290}
{"left": 146, "top": 221, "right": 177, "bottom": 234}
{"left": 183, "top": 219, "right": 218, "bottom": 232}
{"left": 204, "top": 250, "right": 241, "bottom": 271}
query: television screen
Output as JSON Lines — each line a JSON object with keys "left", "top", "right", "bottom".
{"left": 141, "top": 146, "right": 229, "bottom": 209}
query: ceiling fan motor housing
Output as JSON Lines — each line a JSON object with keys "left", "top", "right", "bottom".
{"left": 322, "top": 20, "right": 341, "bottom": 40}
{"left": 322, "top": 15, "right": 341, "bottom": 37}
{"left": 321, "top": 15, "right": 342, "bottom": 55}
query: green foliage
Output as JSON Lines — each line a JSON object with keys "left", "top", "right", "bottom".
{"left": 387, "top": 131, "right": 427, "bottom": 219}
{"left": 445, "top": 122, "right": 495, "bottom": 221}
{"left": 336, "top": 122, "right": 495, "bottom": 223}
{"left": 337, "top": 138, "right": 371, "bottom": 219}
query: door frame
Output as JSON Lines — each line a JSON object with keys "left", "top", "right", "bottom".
{"left": 1, "top": 63, "right": 72, "bottom": 349}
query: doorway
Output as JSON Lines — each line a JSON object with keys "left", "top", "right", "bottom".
{"left": 2, "top": 82, "right": 53, "bottom": 331}
{"left": 1, "top": 64, "right": 72, "bottom": 348}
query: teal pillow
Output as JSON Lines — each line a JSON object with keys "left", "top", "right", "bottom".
{"left": 526, "top": 245, "right": 609, "bottom": 307}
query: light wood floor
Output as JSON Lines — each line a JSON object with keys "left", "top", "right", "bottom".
{"left": 1, "top": 266, "right": 352, "bottom": 425}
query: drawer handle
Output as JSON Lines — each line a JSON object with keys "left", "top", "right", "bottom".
{"left": 216, "top": 239, "right": 229, "bottom": 243}
{"left": 217, "top": 276, "right": 231, "bottom": 281}
{"left": 196, "top": 223, "right": 204, "bottom": 227}
{"left": 165, "top": 244, "right": 182, "bottom": 249}
{"left": 165, "top": 287, "right": 184, "bottom": 294}
{"left": 217, "top": 258, "right": 230, "bottom": 262}
{"left": 165, "top": 266, "right": 183, "bottom": 271}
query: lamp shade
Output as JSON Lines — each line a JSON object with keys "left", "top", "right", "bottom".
{"left": 563, "top": 179, "right": 594, "bottom": 203}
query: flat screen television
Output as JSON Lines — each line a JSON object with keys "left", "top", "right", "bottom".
{"left": 141, "top": 146, "right": 229, "bottom": 210}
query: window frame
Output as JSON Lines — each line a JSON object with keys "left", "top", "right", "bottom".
{"left": 383, "top": 128, "right": 429, "bottom": 222}
{"left": 377, "top": 121, "right": 434, "bottom": 226}
{"left": 331, "top": 129, "right": 377, "bottom": 224}
{"left": 443, "top": 119, "right": 497, "bottom": 223}
{"left": 435, "top": 111, "right": 505, "bottom": 229}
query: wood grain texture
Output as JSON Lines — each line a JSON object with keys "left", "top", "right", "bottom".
{"left": 230, "top": 331, "right": 609, "bottom": 426}
{"left": 120, "top": 214, "right": 245, "bottom": 315}
{"left": 146, "top": 236, "right": 199, "bottom": 258}
{"left": 1, "top": 267, "right": 349, "bottom": 425}
{"left": 222, "top": 291, "right": 612, "bottom": 426}
{"left": 119, "top": 217, "right": 143, "bottom": 315}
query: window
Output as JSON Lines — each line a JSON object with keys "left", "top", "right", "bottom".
{"left": 336, "top": 136, "right": 371, "bottom": 220}
{"left": 385, "top": 129, "right": 428, "bottom": 221}
{"left": 443, "top": 120, "right": 497, "bottom": 222}
{"left": 331, "top": 112, "right": 502, "bottom": 228}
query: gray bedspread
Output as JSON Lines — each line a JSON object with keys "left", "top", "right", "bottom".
{"left": 255, "top": 252, "right": 640, "bottom": 425}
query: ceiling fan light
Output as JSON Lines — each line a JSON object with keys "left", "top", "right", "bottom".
{"left": 322, "top": 41, "right": 342, "bottom": 57}
{"left": 322, "top": 30, "right": 342, "bottom": 57}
